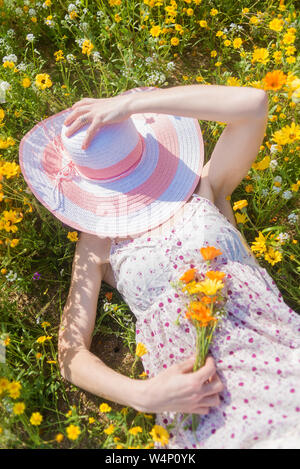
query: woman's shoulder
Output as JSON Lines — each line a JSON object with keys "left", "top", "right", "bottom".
{"left": 78, "top": 232, "right": 112, "bottom": 266}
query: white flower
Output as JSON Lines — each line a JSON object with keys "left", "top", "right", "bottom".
{"left": 83, "top": 8, "right": 88, "bottom": 14}
{"left": 5, "top": 270, "right": 18, "bottom": 282}
{"left": 288, "top": 212, "right": 298, "bottom": 224}
{"left": 261, "top": 188, "right": 269, "bottom": 197}
{"left": 282, "top": 190, "right": 292, "bottom": 200}
{"left": 3, "top": 54, "right": 18, "bottom": 63}
{"left": 16, "top": 62, "right": 27, "bottom": 71}
{"left": 92, "top": 51, "right": 102, "bottom": 62}
{"left": 270, "top": 144, "right": 279, "bottom": 154}
{"left": 28, "top": 8, "right": 36, "bottom": 16}
{"left": 229, "top": 23, "right": 237, "bottom": 30}
{"left": 145, "top": 57, "right": 154, "bottom": 64}
{"left": 276, "top": 232, "right": 290, "bottom": 243}
{"left": 0, "top": 81, "right": 11, "bottom": 92}
{"left": 274, "top": 175, "right": 282, "bottom": 183}
{"left": 66, "top": 54, "right": 76, "bottom": 63}
{"left": 80, "top": 22, "right": 89, "bottom": 31}
{"left": 68, "top": 3, "right": 78, "bottom": 12}
{"left": 96, "top": 10, "right": 104, "bottom": 17}
{"left": 272, "top": 186, "right": 281, "bottom": 193}
{"left": 269, "top": 159, "right": 278, "bottom": 170}
{"left": 16, "top": 7, "right": 23, "bottom": 15}
{"left": 166, "top": 61, "right": 175, "bottom": 71}
{"left": 45, "top": 19, "right": 54, "bottom": 27}
{"left": 75, "top": 38, "right": 85, "bottom": 47}
{"left": 7, "top": 29, "right": 15, "bottom": 37}
{"left": 26, "top": 34, "right": 35, "bottom": 42}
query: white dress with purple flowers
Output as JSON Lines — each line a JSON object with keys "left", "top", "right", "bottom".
{"left": 109, "top": 194, "right": 300, "bottom": 449}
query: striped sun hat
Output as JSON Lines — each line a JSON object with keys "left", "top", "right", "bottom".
{"left": 19, "top": 86, "right": 205, "bottom": 238}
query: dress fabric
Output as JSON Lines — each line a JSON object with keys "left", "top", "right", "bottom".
{"left": 109, "top": 194, "right": 300, "bottom": 449}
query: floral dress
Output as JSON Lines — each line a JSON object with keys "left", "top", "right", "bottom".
{"left": 109, "top": 194, "right": 300, "bottom": 449}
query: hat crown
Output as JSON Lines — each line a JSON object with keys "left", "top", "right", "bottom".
{"left": 61, "top": 117, "right": 144, "bottom": 182}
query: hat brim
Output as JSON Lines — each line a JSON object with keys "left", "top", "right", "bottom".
{"left": 19, "top": 88, "right": 204, "bottom": 237}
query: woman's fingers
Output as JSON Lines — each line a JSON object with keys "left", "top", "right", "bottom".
{"left": 64, "top": 107, "right": 91, "bottom": 127}
{"left": 82, "top": 121, "right": 102, "bottom": 149}
{"left": 64, "top": 113, "right": 91, "bottom": 138}
{"left": 202, "top": 373, "right": 224, "bottom": 397}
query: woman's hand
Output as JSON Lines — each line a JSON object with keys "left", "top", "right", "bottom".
{"left": 139, "top": 355, "right": 224, "bottom": 414}
{"left": 63, "top": 93, "right": 133, "bottom": 150}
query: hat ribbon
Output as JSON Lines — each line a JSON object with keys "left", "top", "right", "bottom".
{"left": 50, "top": 160, "right": 80, "bottom": 212}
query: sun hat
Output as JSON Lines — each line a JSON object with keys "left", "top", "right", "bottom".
{"left": 19, "top": 86, "right": 205, "bottom": 238}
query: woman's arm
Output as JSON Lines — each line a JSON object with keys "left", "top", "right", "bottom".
{"left": 128, "top": 84, "right": 268, "bottom": 124}
{"left": 58, "top": 232, "right": 224, "bottom": 414}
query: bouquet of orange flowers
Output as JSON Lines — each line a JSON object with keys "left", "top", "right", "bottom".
{"left": 171, "top": 245, "right": 228, "bottom": 433}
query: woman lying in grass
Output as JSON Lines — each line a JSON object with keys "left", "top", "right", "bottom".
{"left": 20, "top": 84, "right": 300, "bottom": 449}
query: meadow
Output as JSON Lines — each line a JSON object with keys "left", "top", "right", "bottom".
{"left": 0, "top": 0, "right": 299, "bottom": 449}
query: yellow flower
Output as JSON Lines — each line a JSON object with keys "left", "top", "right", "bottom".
{"left": 0, "top": 377, "right": 10, "bottom": 395}
{"left": 224, "top": 40, "right": 231, "bottom": 47}
{"left": 250, "top": 231, "right": 268, "bottom": 254}
{"left": 252, "top": 155, "right": 270, "bottom": 171}
{"left": 10, "top": 239, "right": 19, "bottom": 248}
{"left": 66, "top": 424, "right": 81, "bottom": 440}
{"left": 67, "top": 231, "right": 78, "bottom": 242}
{"left": 170, "top": 37, "right": 179, "bottom": 46}
{"left": 210, "top": 8, "right": 218, "bottom": 16}
{"left": 233, "top": 38, "right": 243, "bottom": 49}
{"left": 129, "top": 426, "right": 143, "bottom": 435}
{"left": 35, "top": 73, "right": 52, "bottom": 90}
{"left": 21, "top": 77, "right": 31, "bottom": 88}
{"left": 82, "top": 39, "right": 94, "bottom": 56}
{"left": 291, "top": 183, "right": 299, "bottom": 192}
{"left": 269, "top": 18, "right": 284, "bottom": 32}
{"left": 194, "top": 278, "right": 224, "bottom": 296}
{"left": 36, "top": 352, "right": 42, "bottom": 359}
{"left": 245, "top": 184, "right": 254, "bottom": 193}
{"left": 1, "top": 268, "right": 7, "bottom": 275}
{"left": 69, "top": 11, "right": 78, "bottom": 20}
{"left": 36, "top": 335, "right": 47, "bottom": 343}
{"left": 99, "top": 403, "right": 112, "bottom": 413}
{"left": 251, "top": 48, "right": 269, "bottom": 65}
{"left": 13, "top": 402, "right": 26, "bottom": 415}
{"left": 233, "top": 199, "right": 248, "bottom": 211}
{"left": 41, "top": 321, "right": 51, "bottom": 328}
{"left": 186, "top": 8, "right": 193, "bottom": 16}
{"left": 104, "top": 424, "right": 115, "bottom": 435}
{"left": 150, "top": 25, "right": 161, "bottom": 37}
{"left": 272, "top": 122, "right": 300, "bottom": 146}
{"left": 0, "top": 108, "right": 5, "bottom": 122}
{"left": 54, "top": 50, "right": 65, "bottom": 62}
{"left": 235, "top": 212, "right": 248, "bottom": 224}
{"left": 264, "top": 247, "right": 282, "bottom": 265}
{"left": 55, "top": 433, "right": 64, "bottom": 443}
{"left": 199, "top": 20, "right": 207, "bottom": 28}
{"left": 30, "top": 412, "right": 43, "bottom": 426}
{"left": 8, "top": 381, "right": 22, "bottom": 399}
{"left": 114, "top": 13, "right": 121, "bottom": 22}
{"left": 88, "top": 417, "right": 95, "bottom": 424}
{"left": 136, "top": 342, "right": 148, "bottom": 357}
{"left": 149, "top": 425, "right": 169, "bottom": 446}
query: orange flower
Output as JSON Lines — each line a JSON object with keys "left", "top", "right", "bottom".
{"left": 105, "top": 292, "right": 113, "bottom": 301}
{"left": 185, "top": 301, "right": 217, "bottom": 326}
{"left": 180, "top": 268, "right": 196, "bottom": 283}
{"left": 205, "top": 270, "right": 226, "bottom": 281}
{"left": 200, "top": 246, "right": 223, "bottom": 261}
{"left": 201, "top": 295, "right": 216, "bottom": 304}
{"left": 263, "top": 70, "right": 287, "bottom": 91}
